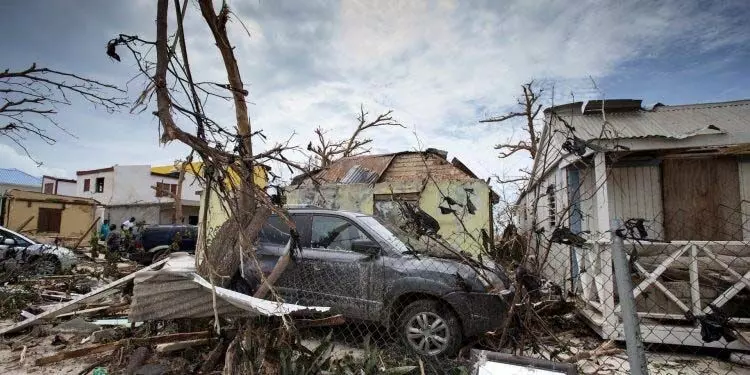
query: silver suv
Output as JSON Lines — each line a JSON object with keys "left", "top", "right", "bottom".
{"left": 240, "top": 207, "right": 512, "bottom": 357}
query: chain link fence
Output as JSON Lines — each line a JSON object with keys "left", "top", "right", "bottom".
{"left": 521, "top": 156, "right": 750, "bottom": 375}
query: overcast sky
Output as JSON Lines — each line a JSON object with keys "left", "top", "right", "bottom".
{"left": 1, "top": 0, "right": 749, "bottom": 182}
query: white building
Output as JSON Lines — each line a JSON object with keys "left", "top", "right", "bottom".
{"left": 41, "top": 175, "right": 78, "bottom": 196}
{"left": 75, "top": 165, "right": 202, "bottom": 225}
{"left": 515, "top": 99, "right": 750, "bottom": 350}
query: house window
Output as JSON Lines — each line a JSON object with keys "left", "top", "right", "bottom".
{"left": 662, "top": 157, "right": 742, "bottom": 241}
{"left": 188, "top": 215, "right": 199, "bottom": 225}
{"left": 547, "top": 184, "right": 556, "bottom": 228}
{"left": 44, "top": 183, "right": 54, "bottom": 194}
{"left": 38, "top": 208, "right": 63, "bottom": 233}
{"left": 170, "top": 184, "right": 178, "bottom": 195}
{"left": 83, "top": 179, "right": 91, "bottom": 192}
{"left": 95, "top": 177, "right": 105, "bottom": 193}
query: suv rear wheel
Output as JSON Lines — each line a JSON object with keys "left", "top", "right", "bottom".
{"left": 398, "top": 299, "right": 462, "bottom": 356}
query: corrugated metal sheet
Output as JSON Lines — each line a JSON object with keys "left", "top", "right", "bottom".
{"left": 0, "top": 168, "right": 41, "bottom": 187}
{"left": 552, "top": 100, "right": 750, "bottom": 140}
{"left": 339, "top": 165, "right": 380, "bottom": 184}
{"left": 129, "top": 252, "right": 329, "bottom": 322}
{"left": 314, "top": 154, "right": 396, "bottom": 183}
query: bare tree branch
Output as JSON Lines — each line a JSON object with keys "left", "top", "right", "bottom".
{"left": 482, "top": 81, "right": 544, "bottom": 160}
{"left": 307, "top": 104, "right": 404, "bottom": 167}
{"left": 0, "top": 63, "right": 126, "bottom": 160}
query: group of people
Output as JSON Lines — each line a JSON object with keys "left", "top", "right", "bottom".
{"left": 99, "top": 217, "right": 137, "bottom": 253}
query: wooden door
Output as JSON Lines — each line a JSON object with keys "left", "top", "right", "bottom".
{"left": 38, "top": 208, "right": 63, "bottom": 233}
{"left": 662, "top": 157, "right": 742, "bottom": 241}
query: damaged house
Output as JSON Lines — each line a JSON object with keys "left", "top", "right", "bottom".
{"left": 76, "top": 164, "right": 203, "bottom": 226}
{"left": 287, "top": 149, "right": 498, "bottom": 254}
{"left": 515, "top": 99, "right": 750, "bottom": 349}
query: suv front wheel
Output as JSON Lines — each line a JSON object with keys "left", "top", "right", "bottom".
{"left": 398, "top": 299, "right": 462, "bottom": 356}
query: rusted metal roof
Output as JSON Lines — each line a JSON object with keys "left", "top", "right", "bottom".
{"left": 314, "top": 154, "right": 396, "bottom": 184}
{"left": 339, "top": 164, "right": 381, "bottom": 184}
{"left": 550, "top": 99, "right": 750, "bottom": 141}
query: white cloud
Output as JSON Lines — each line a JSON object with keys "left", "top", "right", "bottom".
{"left": 0, "top": 143, "right": 69, "bottom": 178}
{"left": 3, "top": 0, "right": 747, "bottom": 183}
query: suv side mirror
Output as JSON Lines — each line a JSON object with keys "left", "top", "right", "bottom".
{"left": 351, "top": 239, "right": 380, "bottom": 257}
{"left": 3, "top": 238, "right": 16, "bottom": 246}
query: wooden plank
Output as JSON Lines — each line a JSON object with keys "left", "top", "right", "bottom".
{"left": 704, "top": 269, "right": 750, "bottom": 313}
{"left": 702, "top": 247, "right": 750, "bottom": 290}
{"left": 0, "top": 258, "right": 168, "bottom": 335}
{"left": 632, "top": 261, "right": 691, "bottom": 314}
{"left": 35, "top": 341, "right": 121, "bottom": 366}
{"left": 72, "top": 217, "right": 100, "bottom": 250}
{"left": 35, "top": 331, "right": 211, "bottom": 365}
{"left": 593, "top": 153, "right": 610, "bottom": 235}
{"left": 663, "top": 157, "right": 742, "bottom": 241}
{"left": 14, "top": 216, "right": 35, "bottom": 232}
{"left": 689, "top": 244, "right": 702, "bottom": 315}
{"left": 156, "top": 338, "right": 211, "bottom": 353}
{"left": 632, "top": 243, "right": 690, "bottom": 299}
{"left": 596, "top": 242, "right": 617, "bottom": 338}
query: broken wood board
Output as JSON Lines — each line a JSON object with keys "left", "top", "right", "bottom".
{"left": 35, "top": 331, "right": 211, "bottom": 365}
{"left": 155, "top": 338, "right": 211, "bottom": 353}
{"left": 0, "top": 258, "right": 168, "bottom": 335}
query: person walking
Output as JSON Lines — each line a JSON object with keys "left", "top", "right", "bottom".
{"left": 99, "top": 219, "right": 110, "bottom": 241}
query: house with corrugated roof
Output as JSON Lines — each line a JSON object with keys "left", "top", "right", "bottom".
{"left": 287, "top": 149, "right": 498, "bottom": 254}
{"left": 0, "top": 168, "right": 41, "bottom": 195}
{"left": 515, "top": 99, "right": 750, "bottom": 350}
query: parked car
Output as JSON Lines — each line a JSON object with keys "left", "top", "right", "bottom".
{"left": 130, "top": 225, "right": 198, "bottom": 265}
{"left": 0, "top": 225, "right": 78, "bottom": 275}
{"left": 240, "top": 207, "right": 513, "bottom": 357}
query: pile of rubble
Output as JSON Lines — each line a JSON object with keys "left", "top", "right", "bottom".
{"left": 0, "top": 250, "right": 333, "bottom": 374}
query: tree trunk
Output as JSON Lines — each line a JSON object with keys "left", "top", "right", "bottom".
{"left": 196, "top": 204, "right": 271, "bottom": 284}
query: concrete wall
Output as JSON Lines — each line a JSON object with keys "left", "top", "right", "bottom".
{"left": 42, "top": 177, "right": 77, "bottom": 196}
{"left": 78, "top": 165, "right": 205, "bottom": 206}
{"left": 197, "top": 165, "right": 269, "bottom": 245}
{"left": 287, "top": 184, "right": 374, "bottom": 214}
{"left": 2, "top": 190, "right": 97, "bottom": 238}
{"left": 78, "top": 170, "right": 116, "bottom": 204}
{"left": 418, "top": 180, "right": 491, "bottom": 253}
{"left": 106, "top": 205, "right": 162, "bottom": 228}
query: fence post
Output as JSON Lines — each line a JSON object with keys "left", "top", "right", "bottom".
{"left": 611, "top": 232, "right": 649, "bottom": 375}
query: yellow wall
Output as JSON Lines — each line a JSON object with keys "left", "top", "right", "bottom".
{"left": 286, "top": 180, "right": 493, "bottom": 254}
{"left": 418, "top": 180, "right": 491, "bottom": 253}
{"left": 198, "top": 165, "right": 269, "bottom": 245}
{"left": 286, "top": 184, "right": 375, "bottom": 214}
{"left": 2, "top": 190, "right": 97, "bottom": 238}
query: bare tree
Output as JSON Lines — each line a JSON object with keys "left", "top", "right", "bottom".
{"left": 307, "top": 104, "right": 403, "bottom": 167}
{"left": 0, "top": 64, "right": 126, "bottom": 163}
{"left": 481, "top": 81, "right": 544, "bottom": 160}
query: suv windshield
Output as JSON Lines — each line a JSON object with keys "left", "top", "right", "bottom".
{"left": 359, "top": 216, "right": 460, "bottom": 258}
